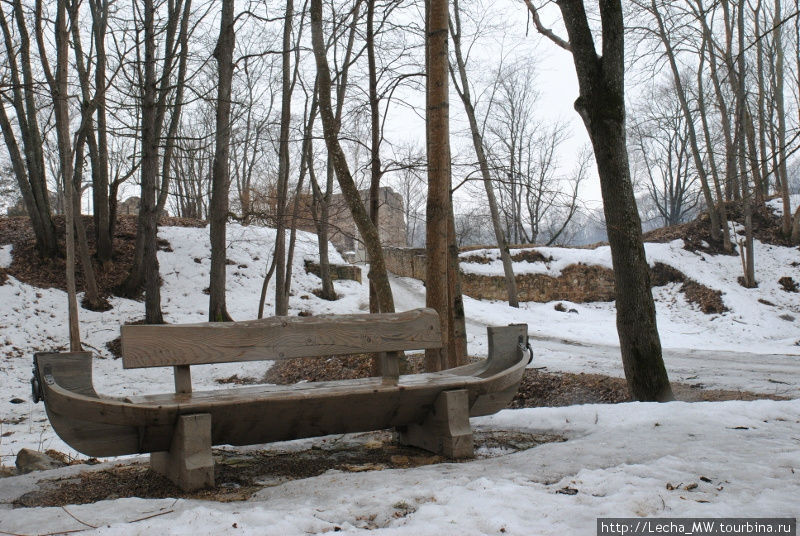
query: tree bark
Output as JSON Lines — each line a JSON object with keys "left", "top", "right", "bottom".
{"left": 208, "top": 0, "right": 235, "bottom": 322}
{"left": 650, "top": 0, "right": 720, "bottom": 242}
{"left": 310, "top": 0, "right": 395, "bottom": 315}
{"left": 140, "top": 0, "right": 164, "bottom": 323}
{"left": 88, "top": 0, "right": 112, "bottom": 264}
{"left": 424, "top": 0, "right": 461, "bottom": 371}
{"left": 52, "top": 0, "right": 80, "bottom": 349}
{"left": 554, "top": 0, "right": 673, "bottom": 401}
{"left": 0, "top": 2, "right": 58, "bottom": 258}
{"left": 772, "top": 0, "right": 791, "bottom": 237}
{"left": 367, "top": 0, "right": 382, "bottom": 314}
{"left": 274, "top": 0, "right": 294, "bottom": 316}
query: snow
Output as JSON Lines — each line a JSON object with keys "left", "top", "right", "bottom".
{"left": 1, "top": 215, "right": 799, "bottom": 534}
{"left": 0, "top": 244, "right": 11, "bottom": 268}
{"left": 1, "top": 401, "right": 798, "bottom": 534}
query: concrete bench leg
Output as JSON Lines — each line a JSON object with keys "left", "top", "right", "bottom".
{"left": 151, "top": 414, "right": 214, "bottom": 491}
{"left": 397, "top": 389, "right": 474, "bottom": 458}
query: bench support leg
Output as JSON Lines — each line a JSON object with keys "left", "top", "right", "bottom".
{"left": 397, "top": 389, "right": 474, "bottom": 458}
{"left": 151, "top": 413, "right": 214, "bottom": 491}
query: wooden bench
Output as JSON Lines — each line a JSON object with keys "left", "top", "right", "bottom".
{"left": 33, "top": 308, "right": 529, "bottom": 491}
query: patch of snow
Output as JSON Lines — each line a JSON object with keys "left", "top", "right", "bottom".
{"left": 766, "top": 194, "right": 800, "bottom": 217}
{"left": 0, "top": 245, "right": 11, "bottom": 268}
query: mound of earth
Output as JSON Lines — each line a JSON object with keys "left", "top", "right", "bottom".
{"left": 0, "top": 215, "right": 204, "bottom": 299}
{"left": 643, "top": 198, "right": 793, "bottom": 253}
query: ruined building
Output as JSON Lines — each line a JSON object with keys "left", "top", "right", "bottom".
{"left": 300, "top": 186, "right": 406, "bottom": 261}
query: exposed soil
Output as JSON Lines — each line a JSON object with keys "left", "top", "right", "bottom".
{"left": 13, "top": 429, "right": 565, "bottom": 507}
{"left": 649, "top": 262, "right": 727, "bottom": 314}
{"left": 510, "top": 250, "right": 553, "bottom": 263}
{"left": 267, "top": 354, "right": 784, "bottom": 407}
{"left": 642, "top": 198, "right": 795, "bottom": 253}
{"left": 0, "top": 215, "right": 204, "bottom": 300}
{"left": 264, "top": 354, "right": 429, "bottom": 385}
{"left": 509, "top": 368, "right": 788, "bottom": 408}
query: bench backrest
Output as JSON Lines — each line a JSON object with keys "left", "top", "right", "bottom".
{"left": 121, "top": 308, "right": 442, "bottom": 369}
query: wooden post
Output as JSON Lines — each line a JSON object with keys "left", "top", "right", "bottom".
{"left": 151, "top": 413, "right": 214, "bottom": 491}
{"left": 174, "top": 365, "right": 191, "bottom": 394}
{"left": 379, "top": 351, "right": 399, "bottom": 385}
{"left": 397, "top": 389, "right": 474, "bottom": 458}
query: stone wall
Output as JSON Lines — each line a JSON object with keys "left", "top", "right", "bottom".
{"left": 382, "top": 247, "right": 616, "bottom": 303}
{"left": 383, "top": 247, "right": 427, "bottom": 280}
{"left": 304, "top": 260, "right": 362, "bottom": 284}
{"left": 302, "top": 187, "right": 407, "bottom": 257}
{"left": 460, "top": 264, "right": 615, "bottom": 303}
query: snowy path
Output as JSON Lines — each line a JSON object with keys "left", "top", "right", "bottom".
{"left": 388, "top": 274, "right": 800, "bottom": 397}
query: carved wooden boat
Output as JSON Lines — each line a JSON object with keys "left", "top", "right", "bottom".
{"left": 32, "top": 313, "right": 530, "bottom": 458}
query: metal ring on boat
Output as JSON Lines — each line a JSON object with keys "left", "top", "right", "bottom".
{"left": 518, "top": 340, "right": 533, "bottom": 365}
{"left": 31, "top": 364, "right": 43, "bottom": 404}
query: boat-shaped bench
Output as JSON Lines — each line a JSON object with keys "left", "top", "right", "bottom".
{"left": 32, "top": 308, "right": 530, "bottom": 490}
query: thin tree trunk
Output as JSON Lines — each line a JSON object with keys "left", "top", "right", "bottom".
{"left": 141, "top": 0, "right": 163, "bottom": 323}
{"left": 449, "top": 0, "right": 518, "bottom": 307}
{"left": 651, "top": 0, "right": 720, "bottom": 241}
{"left": 51, "top": 0, "right": 80, "bottom": 349}
{"left": 695, "top": 25, "right": 732, "bottom": 252}
{"left": 257, "top": 254, "right": 278, "bottom": 319}
{"left": 736, "top": 0, "right": 756, "bottom": 287}
{"left": 772, "top": 0, "right": 791, "bottom": 236}
{"left": 367, "top": 0, "right": 382, "bottom": 314}
{"left": 71, "top": 133, "right": 105, "bottom": 311}
{"left": 310, "top": 0, "right": 395, "bottom": 316}
{"left": 274, "top": 0, "right": 294, "bottom": 316}
{"left": 156, "top": 0, "right": 192, "bottom": 216}
{"left": 88, "top": 0, "right": 112, "bottom": 264}
{"left": 208, "top": 0, "right": 235, "bottom": 322}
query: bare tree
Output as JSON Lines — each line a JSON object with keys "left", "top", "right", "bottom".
{"left": 0, "top": 0, "right": 58, "bottom": 258}
{"left": 525, "top": 0, "right": 673, "bottom": 401}
{"left": 449, "top": 0, "right": 518, "bottom": 307}
{"left": 311, "top": 0, "right": 395, "bottom": 316}
{"left": 208, "top": 0, "right": 235, "bottom": 322}
{"left": 52, "top": 0, "right": 80, "bottom": 348}
{"left": 629, "top": 81, "right": 701, "bottom": 227}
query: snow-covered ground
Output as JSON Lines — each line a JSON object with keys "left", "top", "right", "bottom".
{"left": 1, "top": 205, "right": 799, "bottom": 534}
{"left": 1, "top": 401, "right": 798, "bottom": 535}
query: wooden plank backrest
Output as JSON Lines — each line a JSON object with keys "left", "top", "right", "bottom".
{"left": 121, "top": 308, "right": 442, "bottom": 369}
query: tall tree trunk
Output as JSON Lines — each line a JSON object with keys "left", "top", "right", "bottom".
{"left": 424, "top": 0, "right": 459, "bottom": 371}
{"left": 536, "top": 0, "right": 673, "bottom": 401}
{"left": 367, "top": 0, "right": 382, "bottom": 314}
{"left": 88, "top": 0, "right": 112, "bottom": 264}
{"left": 71, "top": 132, "right": 105, "bottom": 311}
{"left": 274, "top": 0, "right": 294, "bottom": 316}
{"left": 51, "top": 0, "right": 80, "bottom": 349}
{"left": 208, "top": 0, "right": 235, "bottom": 322}
{"left": 310, "top": 0, "right": 395, "bottom": 315}
{"left": 650, "top": 0, "right": 721, "bottom": 241}
{"left": 696, "top": 40, "right": 732, "bottom": 252}
{"left": 772, "top": 0, "right": 791, "bottom": 236}
{"left": 156, "top": 0, "right": 192, "bottom": 216}
{"left": 450, "top": 0, "right": 518, "bottom": 307}
{"left": 736, "top": 0, "right": 756, "bottom": 287}
{"left": 141, "top": 0, "right": 163, "bottom": 323}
